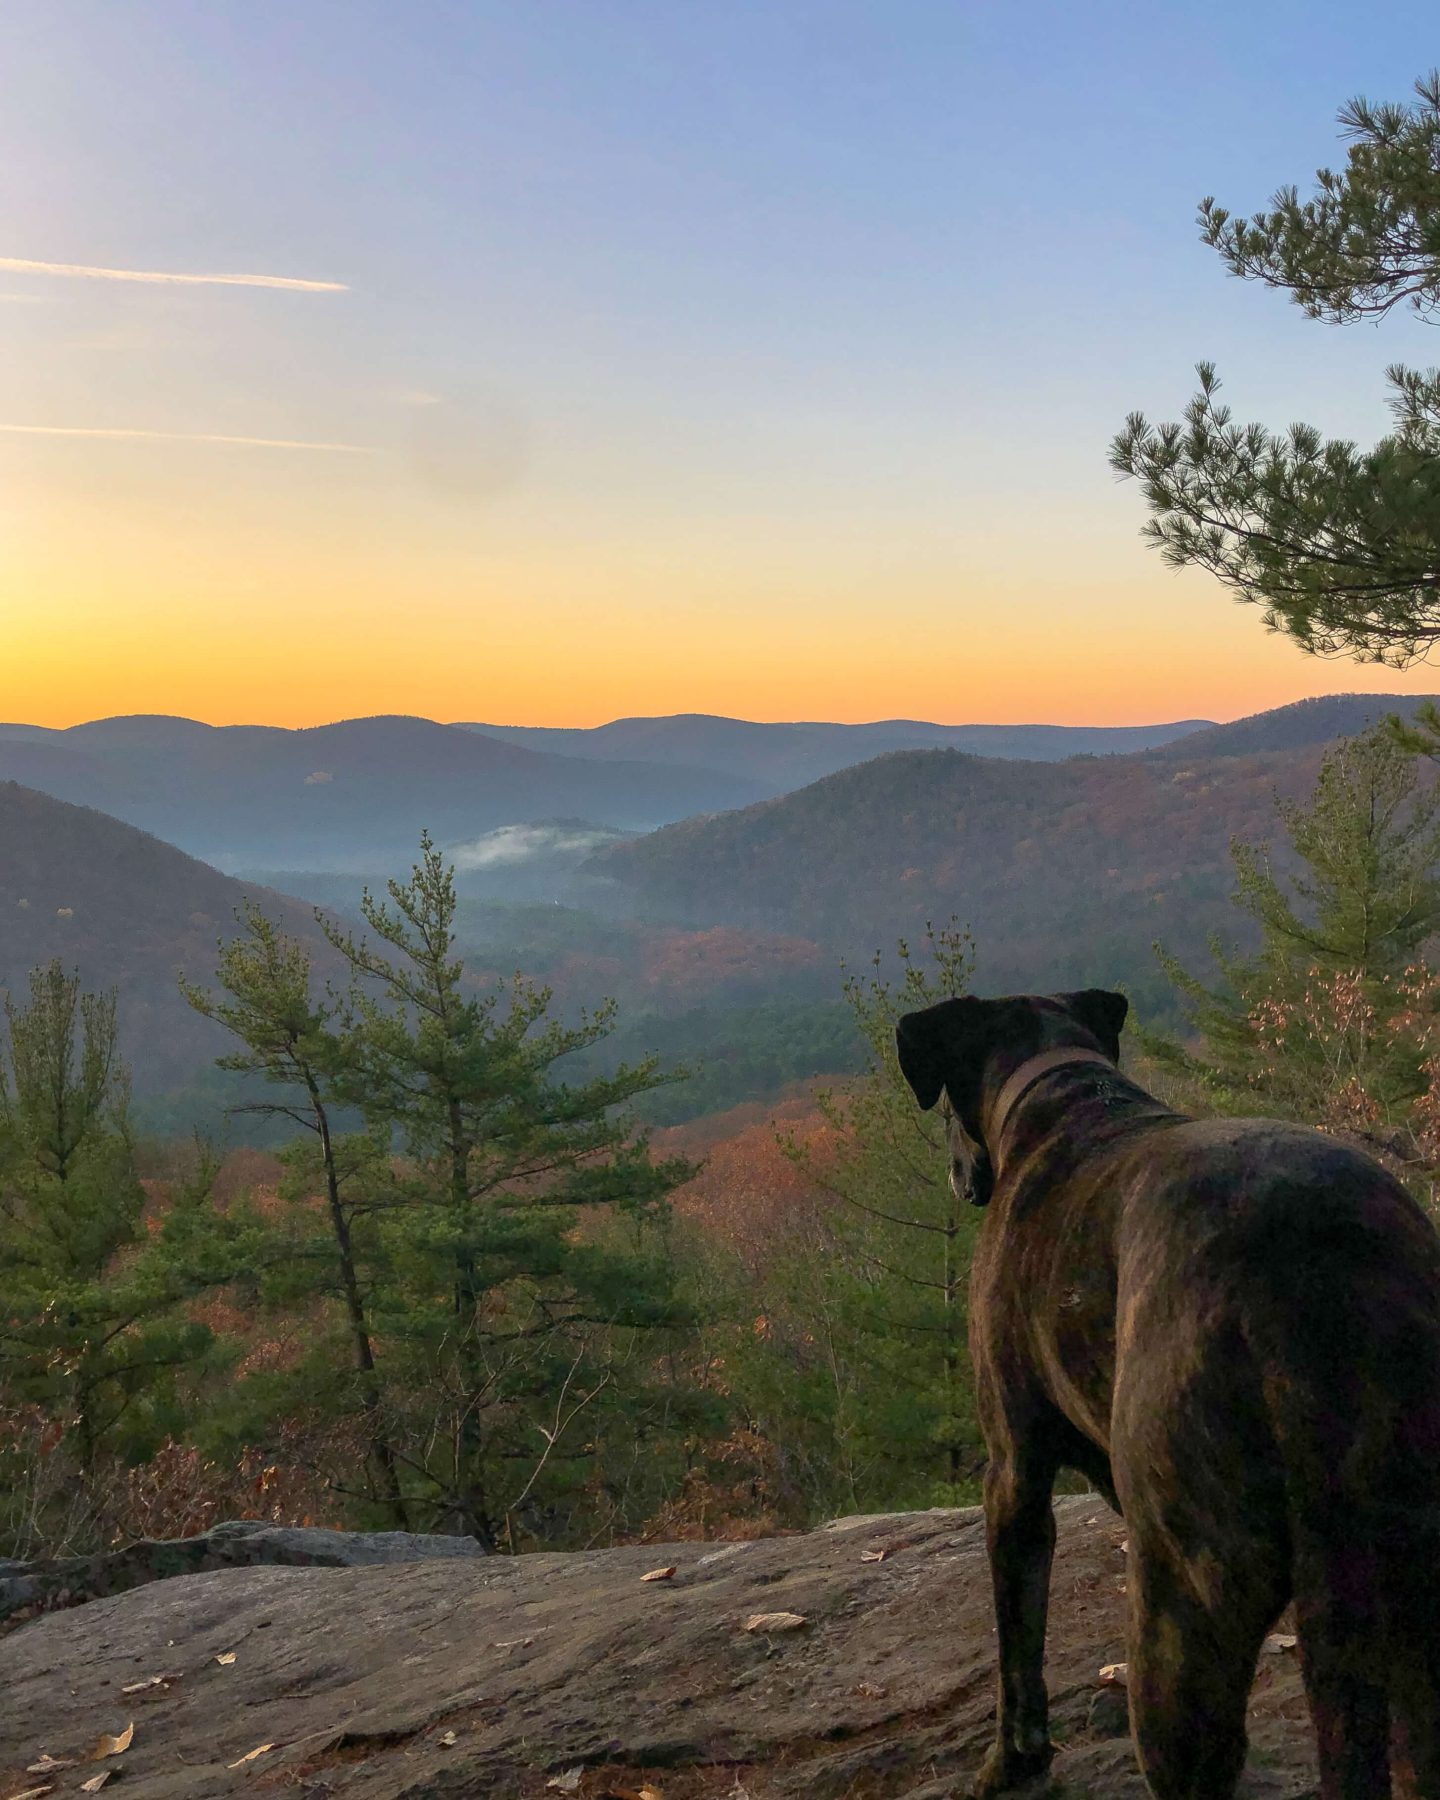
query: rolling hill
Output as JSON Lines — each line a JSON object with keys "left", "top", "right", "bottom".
{"left": 1152, "top": 692, "right": 1440, "bottom": 759}
{"left": 583, "top": 741, "right": 1344, "bottom": 1013}
{"left": 0, "top": 716, "right": 766, "bottom": 870}
{"left": 457, "top": 711, "right": 1214, "bottom": 789}
{"left": 583, "top": 691, "right": 1440, "bottom": 1010}
{"left": 0, "top": 780, "right": 331, "bottom": 1094}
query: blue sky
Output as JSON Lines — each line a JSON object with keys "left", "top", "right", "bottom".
{"left": 3, "top": 1, "right": 1437, "bottom": 725}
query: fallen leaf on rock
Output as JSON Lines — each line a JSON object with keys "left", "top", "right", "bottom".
{"left": 8, "top": 1785, "right": 55, "bottom": 1800}
{"left": 215, "top": 1651, "right": 237, "bottom": 1666}
{"left": 743, "top": 1610, "right": 808, "bottom": 1633}
{"left": 25, "top": 1757, "right": 74, "bottom": 1774}
{"left": 89, "top": 1723, "right": 134, "bottom": 1760}
{"left": 227, "top": 1744, "right": 275, "bottom": 1769}
{"left": 120, "top": 1672, "right": 180, "bottom": 1695}
{"left": 80, "top": 1775, "right": 112, "bottom": 1795}
{"left": 640, "top": 1566, "right": 676, "bottom": 1582}
{"left": 1265, "top": 1633, "right": 1299, "bottom": 1653}
{"left": 438, "top": 1730, "right": 457, "bottom": 1747}
{"left": 1098, "top": 1662, "right": 1128, "bottom": 1685}
{"left": 547, "top": 1768, "right": 584, "bottom": 1793}
{"left": 859, "top": 1548, "right": 888, "bottom": 1563}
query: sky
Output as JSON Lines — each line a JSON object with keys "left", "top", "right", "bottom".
{"left": 3, "top": 0, "right": 1439, "bottom": 729}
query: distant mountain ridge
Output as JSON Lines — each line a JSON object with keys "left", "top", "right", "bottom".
{"left": 1151, "top": 693, "right": 1440, "bottom": 759}
{"left": 455, "top": 712, "right": 1215, "bottom": 789}
{"left": 0, "top": 715, "right": 766, "bottom": 871}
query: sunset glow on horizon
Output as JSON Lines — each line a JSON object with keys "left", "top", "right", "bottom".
{"left": 5, "top": 1, "right": 1438, "bottom": 734}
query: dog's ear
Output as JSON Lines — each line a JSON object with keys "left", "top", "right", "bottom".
{"left": 1057, "top": 988, "right": 1128, "bottom": 1060}
{"left": 895, "top": 996, "right": 990, "bottom": 1112}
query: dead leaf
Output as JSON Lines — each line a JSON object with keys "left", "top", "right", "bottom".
{"left": 1265, "top": 1633, "right": 1299, "bottom": 1653}
{"left": 859, "top": 1548, "right": 888, "bottom": 1563}
{"left": 25, "top": 1757, "right": 75, "bottom": 1775}
{"left": 227, "top": 1744, "right": 275, "bottom": 1769}
{"left": 120, "top": 1672, "right": 180, "bottom": 1695}
{"left": 547, "top": 1769, "right": 584, "bottom": 1794}
{"left": 8, "top": 1785, "right": 55, "bottom": 1800}
{"left": 89, "top": 1722, "right": 134, "bottom": 1761}
{"left": 215, "top": 1651, "right": 237, "bottom": 1666}
{"left": 80, "top": 1776, "right": 112, "bottom": 1795}
{"left": 1098, "top": 1662, "right": 1128, "bottom": 1685}
{"left": 742, "top": 1610, "right": 808, "bottom": 1633}
{"left": 640, "top": 1565, "right": 676, "bottom": 1582}
{"left": 438, "top": 1730, "right": 457, "bottom": 1747}
{"left": 639, "top": 1787, "right": 664, "bottom": 1800}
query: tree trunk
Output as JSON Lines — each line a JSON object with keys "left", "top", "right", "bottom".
{"left": 308, "top": 1077, "right": 407, "bottom": 1527}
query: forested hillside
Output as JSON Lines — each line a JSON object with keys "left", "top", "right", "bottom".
{"left": 0, "top": 781, "right": 331, "bottom": 1091}
{"left": 1153, "top": 693, "right": 1440, "bottom": 759}
{"left": 588, "top": 740, "right": 1337, "bottom": 1011}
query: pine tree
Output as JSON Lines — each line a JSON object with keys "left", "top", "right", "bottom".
{"left": 768, "top": 923, "right": 985, "bottom": 1511}
{"left": 320, "top": 835, "right": 699, "bottom": 1547}
{"left": 1112, "top": 74, "right": 1440, "bottom": 663}
{"left": 0, "top": 964, "right": 248, "bottom": 1553}
{"left": 1147, "top": 728, "right": 1440, "bottom": 1131}
{"left": 181, "top": 903, "right": 407, "bottom": 1523}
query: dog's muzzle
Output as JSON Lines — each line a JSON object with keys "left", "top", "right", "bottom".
{"left": 950, "top": 1154, "right": 994, "bottom": 1208}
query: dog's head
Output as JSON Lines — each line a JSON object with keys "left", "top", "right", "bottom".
{"left": 894, "top": 990, "right": 1127, "bottom": 1206}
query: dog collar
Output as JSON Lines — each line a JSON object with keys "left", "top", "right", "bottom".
{"left": 987, "top": 1046, "right": 1116, "bottom": 1150}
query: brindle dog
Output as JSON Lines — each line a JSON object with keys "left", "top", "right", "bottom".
{"left": 896, "top": 990, "right": 1440, "bottom": 1800}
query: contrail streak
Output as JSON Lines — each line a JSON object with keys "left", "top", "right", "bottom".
{"left": 0, "top": 256, "right": 347, "bottom": 292}
{"left": 0, "top": 424, "right": 376, "bottom": 453}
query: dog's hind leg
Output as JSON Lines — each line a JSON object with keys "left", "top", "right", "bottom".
{"left": 971, "top": 1438, "right": 1061, "bottom": 1799}
{"left": 1124, "top": 1524, "right": 1288, "bottom": 1800}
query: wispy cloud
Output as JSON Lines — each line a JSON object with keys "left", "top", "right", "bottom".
{"left": 0, "top": 256, "right": 346, "bottom": 293}
{"left": 0, "top": 291, "right": 54, "bottom": 304}
{"left": 0, "top": 424, "right": 376, "bottom": 453}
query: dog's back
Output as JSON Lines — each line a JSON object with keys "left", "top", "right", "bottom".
{"left": 1110, "top": 1118, "right": 1440, "bottom": 1796}
{"left": 896, "top": 990, "right": 1440, "bottom": 1797}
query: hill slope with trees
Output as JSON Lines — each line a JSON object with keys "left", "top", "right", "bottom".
{"left": 586, "top": 741, "right": 1335, "bottom": 1011}
{"left": 0, "top": 780, "right": 330, "bottom": 1091}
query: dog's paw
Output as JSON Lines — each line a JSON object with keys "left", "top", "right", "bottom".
{"left": 967, "top": 1737, "right": 1057, "bottom": 1799}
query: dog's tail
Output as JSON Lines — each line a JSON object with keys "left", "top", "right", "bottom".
{"left": 1254, "top": 1219, "right": 1440, "bottom": 1799}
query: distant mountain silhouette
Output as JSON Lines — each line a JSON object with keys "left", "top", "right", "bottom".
{"left": 0, "top": 715, "right": 766, "bottom": 870}
{"left": 456, "top": 712, "right": 1214, "bottom": 790}
{"left": 1151, "top": 692, "right": 1440, "bottom": 759}
{"left": 0, "top": 780, "right": 330, "bottom": 1092}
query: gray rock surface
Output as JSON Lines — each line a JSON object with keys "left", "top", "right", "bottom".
{"left": 0, "top": 1497, "right": 1319, "bottom": 1799}
{"left": 0, "top": 1522, "right": 483, "bottom": 1624}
